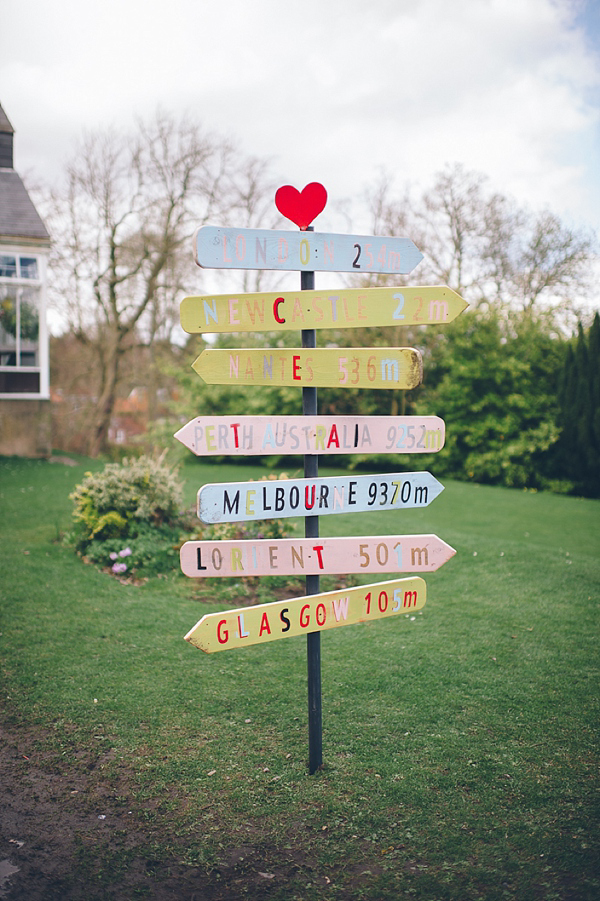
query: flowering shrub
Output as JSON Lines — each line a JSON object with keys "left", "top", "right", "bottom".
{"left": 66, "top": 454, "right": 189, "bottom": 577}
{"left": 70, "top": 454, "right": 182, "bottom": 538}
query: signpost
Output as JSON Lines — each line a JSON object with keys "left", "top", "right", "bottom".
{"left": 184, "top": 577, "right": 426, "bottom": 653}
{"left": 197, "top": 471, "right": 445, "bottom": 523}
{"left": 180, "top": 535, "right": 455, "bottom": 578}
{"left": 180, "top": 285, "right": 468, "bottom": 334}
{"left": 174, "top": 415, "right": 446, "bottom": 457}
{"left": 177, "top": 181, "right": 465, "bottom": 774}
{"left": 194, "top": 225, "right": 423, "bottom": 274}
{"left": 191, "top": 346, "right": 423, "bottom": 389}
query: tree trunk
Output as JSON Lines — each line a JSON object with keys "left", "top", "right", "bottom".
{"left": 89, "top": 340, "right": 122, "bottom": 456}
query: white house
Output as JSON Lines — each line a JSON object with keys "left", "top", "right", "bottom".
{"left": 0, "top": 103, "right": 51, "bottom": 456}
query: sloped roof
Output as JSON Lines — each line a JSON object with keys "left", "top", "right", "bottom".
{"left": 0, "top": 105, "right": 14, "bottom": 134}
{"left": 0, "top": 169, "right": 50, "bottom": 244}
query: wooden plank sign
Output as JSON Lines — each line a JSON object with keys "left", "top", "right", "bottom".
{"left": 174, "top": 415, "right": 446, "bottom": 457}
{"left": 180, "top": 535, "right": 455, "bottom": 578}
{"left": 184, "top": 576, "right": 426, "bottom": 652}
{"left": 198, "top": 472, "right": 445, "bottom": 524}
{"left": 192, "top": 347, "right": 423, "bottom": 389}
{"left": 194, "top": 226, "right": 423, "bottom": 274}
{"left": 180, "top": 286, "right": 467, "bottom": 335}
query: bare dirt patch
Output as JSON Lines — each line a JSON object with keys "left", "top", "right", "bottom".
{"left": 0, "top": 717, "right": 371, "bottom": 900}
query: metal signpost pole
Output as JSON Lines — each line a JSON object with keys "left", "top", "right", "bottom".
{"left": 301, "top": 226, "right": 322, "bottom": 774}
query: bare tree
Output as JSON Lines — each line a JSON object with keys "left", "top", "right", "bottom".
{"left": 44, "top": 110, "right": 276, "bottom": 455}
{"left": 363, "top": 163, "right": 596, "bottom": 312}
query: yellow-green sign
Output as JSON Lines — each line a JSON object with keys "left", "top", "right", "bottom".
{"left": 184, "top": 577, "right": 426, "bottom": 652}
{"left": 181, "top": 285, "right": 467, "bottom": 334}
{"left": 192, "top": 347, "right": 423, "bottom": 389}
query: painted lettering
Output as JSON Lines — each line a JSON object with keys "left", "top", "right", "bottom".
{"left": 237, "top": 613, "right": 249, "bottom": 639}
{"left": 318, "top": 483, "right": 329, "bottom": 508}
{"left": 291, "top": 545, "right": 304, "bottom": 569}
{"left": 429, "top": 299, "right": 449, "bottom": 321}
{"left": 291, "top": 298, "right": 304, "bottom": 323}
{"left": 332, "top": 596, "right": 349, "bottom": 622}
{"left": 414, "top": 485, "right": 428, "bottom": 504}
{"left": 404, "top": 590, "right": 418, "bottom": 608}
{"left": 259, "top": 612, "right": 271, "bottom": 636}
{"left": 203, "top": 298, "right": 218, "bottom": 325}
{"left": 277, "top": 238, "right": 288, "bottom": 262}
{"left": 313, "top": 545, "right": 325, "bottom": 569}
{"left": 228, "top": 298, "right": 240, "bottom": 325}
{"left": 411, "top": 547, "right": 429, "bottom": 567}
{"left": 255, "top": 237, "right": 267, "bottom": 265}
{"left": 381, "top": 358, "right": 399, "bottom": 381}
{"left": 223, "top": 490, "right": 240, "bottom": 516}
{"left": 273, "top": 297, "right": 285, "bottom": 323}
{"left": 246, "top": 298, "right": 265, "bottom": 325}
{"left": 300, "top": 238, "right": 310, "bottom": 265}
{"left": 231, "top": 547, "right": 243, "bottom": 572}
{"left": 205, "top": 426, "right": 217, "bottom": 451}
{"left": 235, "top": 234, "right": 246, "bottom": 261}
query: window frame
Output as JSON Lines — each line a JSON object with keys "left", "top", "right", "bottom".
{"left": 0, "top": 248, "right": 49, "bottom": 399}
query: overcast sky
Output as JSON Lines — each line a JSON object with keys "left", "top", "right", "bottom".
{"left": 2, "top": 0, "right": 599, "bottom": 240}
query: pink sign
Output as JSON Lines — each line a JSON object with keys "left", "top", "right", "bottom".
{"left": 180, "top": 534, "right": 456, "bottom": 578}
{"left": 175, "top": 415, "right": 445, "bottom": 456}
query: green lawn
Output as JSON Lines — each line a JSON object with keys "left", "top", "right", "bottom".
{"left": 1, "top": 455, "right": 598, "bottom": 900}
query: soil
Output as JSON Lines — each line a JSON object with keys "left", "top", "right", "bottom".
{"left": 0, "top": 718, "right": 298, "bottom": 901}
{"left": 0, "top": 717, "right": 374, "bottom": 901}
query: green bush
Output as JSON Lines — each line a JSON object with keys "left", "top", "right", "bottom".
{"left": 66, "top": 454, "right": 187, "bottom": 576}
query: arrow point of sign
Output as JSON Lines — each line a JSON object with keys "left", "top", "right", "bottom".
{"left": 184, "top": 616, "right": 210, "bottom": 652}
{"left": 191, "top": 354, "right": 206, "bottom": 382}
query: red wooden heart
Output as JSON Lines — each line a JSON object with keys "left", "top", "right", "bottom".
{"left": 275, "top": 182, "right": 327, "bottom": 229}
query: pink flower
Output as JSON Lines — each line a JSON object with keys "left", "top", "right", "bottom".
{"left": 112, "top": 562, "right": 127, "bottom": 574}
{"left": 109, "top": 552, "right": 118, "bottom": 560}
{"left": 119, "top": 547, "right": 132, "bottom": 557}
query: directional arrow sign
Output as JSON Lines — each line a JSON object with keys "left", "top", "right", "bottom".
{"left": 198, "top": 471, "right": 445, "bottom": 523}
{"left": 181, "top": 286, "right": 467, "bottom": 334}
{"left": 184, "top": 576, "right": 426, "bottom": 652}
{"left": 194, "top": 226, "right": 423, "bottom": 274}
{"left": 180, "top": 534, "right": 455, "bottom": 578}
{"left": 192, "top": 347, "right": 423, "bottom": 389}
{"left": 174, "top": 415, "right": 445, "bottom": 456}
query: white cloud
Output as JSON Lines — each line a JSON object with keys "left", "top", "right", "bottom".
{"left": 1, "top": 0, "right": 599, "bottom": 233}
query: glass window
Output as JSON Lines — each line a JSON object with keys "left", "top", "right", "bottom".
{"left": 19, "top": 257, "right": 39, "bottom": 279}
{"left": 0, "top": 285, "right": 39, "bottom": 367}
{"left": 0, "top": 255, "right": 17, "bottom": 278}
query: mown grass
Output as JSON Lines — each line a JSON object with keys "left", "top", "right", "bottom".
{"left": 1, "top": 454, "right": 598, "bottom": 900}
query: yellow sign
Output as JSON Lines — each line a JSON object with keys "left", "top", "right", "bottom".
{"left": 192, "top": 347, "right": 423, "bottom": 389}
{"left": 181, "top": 285, "right": 467, "bottom": 334}
{"left": 184, "top": 577, "right": 426, "bottom": 652}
